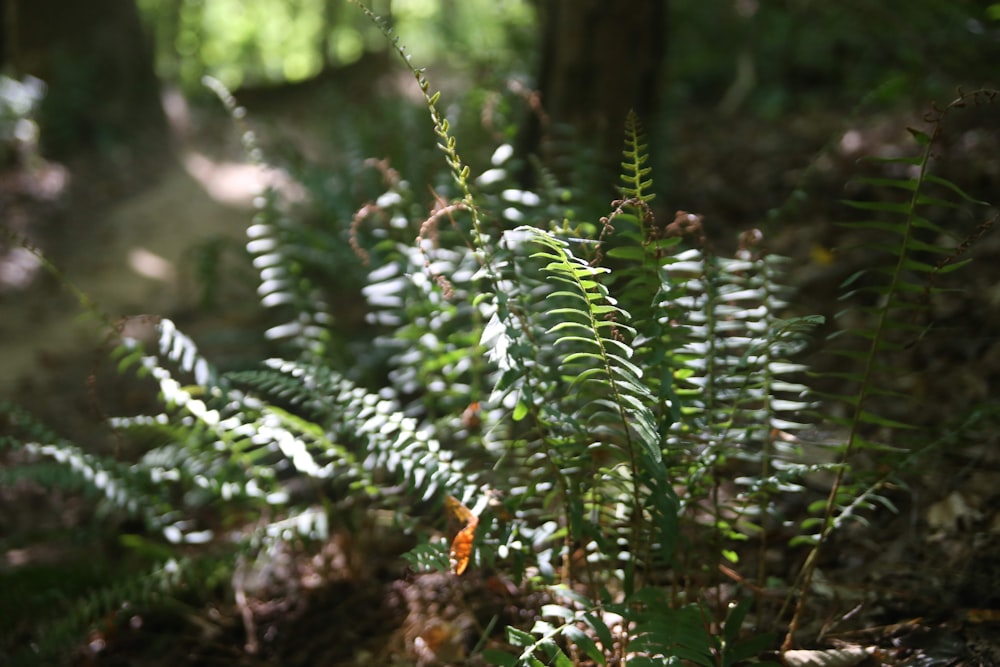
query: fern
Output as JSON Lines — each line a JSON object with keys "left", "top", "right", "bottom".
{"left": 6, "top": 4, "right": 991, "bottom": 662}
{"left": 2, "top": 403, "right": 159, "bottom": 524}
{"left": 531, "top": 228, "right": 661, "bottom": 467}
{"left": 662, "top": 247, "right": 820, "bottom": 534}
{"left": 489, "top": 125, "right": 816, "bottom": 666}
{"left": 603, "top": 113, "right": 687, "bottom": 447}
{"left": 202, "top": 75, "right": 335, "bottom": 360}
{"left": 530, "top": 228, "right": 677, "bottom": 593}
{"left": 492, "top": 585, "right": 778, "bottom": 667}
{"left": 782, "top": 89, "right": 995, "bottom": 649}
{"left": 6, "top": 557, "right": 215, "bottom": 667}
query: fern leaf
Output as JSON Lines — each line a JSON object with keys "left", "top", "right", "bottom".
{"left": 529, "top": 227, "right": 662, "bottom": 468}
{"left": 620, "top": 110, "right": 656, "bottom": 205}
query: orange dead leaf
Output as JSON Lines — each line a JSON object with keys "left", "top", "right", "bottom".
{"left": 445, "top": 495, "right": 479, "bottom": 575}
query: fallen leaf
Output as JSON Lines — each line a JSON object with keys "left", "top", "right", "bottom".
{"left": 782, "top": 646, "right": 872, "bottom": 667}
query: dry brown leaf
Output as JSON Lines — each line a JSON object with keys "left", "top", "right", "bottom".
{"left": 782, "top": 646, "right": 872, "bottom": 667}
{"left": 926, "top": 491, "right": 980, "bottom": 533}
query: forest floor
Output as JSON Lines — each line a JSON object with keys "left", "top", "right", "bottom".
{"left": 2, "top": 70, "right": 1000, "bottom": 666}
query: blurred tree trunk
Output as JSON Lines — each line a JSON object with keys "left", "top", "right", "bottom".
{"left": 2, "top": 0, "right": 166, "bottom": 157}
{"left": 519, "top": 0, "right": 666, "bottom": 191}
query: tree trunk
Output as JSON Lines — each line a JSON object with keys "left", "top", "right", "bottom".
{"left": 519, "top": 0, "right": 666, "bottom": 192}
{"left": 4, "top": 0, "right": 166, "bottom": 157}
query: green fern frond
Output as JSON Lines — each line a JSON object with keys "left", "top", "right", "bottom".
{"left": 202, "top": 75, "right": 334, "bottom": 359}
{"left": 252, "top": 358, "right": 482, "bottom": 499}
{"left": 830, "top": 103, "right": 992, "bottom": 441}
{"left": 115, "top": 320, "right": 365, "bottom": 509}
{"left": 599, "top": 113, "right": 687, "bottom": 441}
{"left": 620, "top": 110, "right": 655, "bottom": 205}
{"left": 246, "top": 191, "right": 334, "bottom": 357}
{"left": 2, "top": 403, "right": 162, "bottom": 522}
{"left": 657, "top": 240, "right": 821, "bottom": 574}
{"left": 784, "top": 89, "right": 996, "bottom": 650}
{"left": 8, "top": 557, "right": 216, "bottom": 666}
{"left": 664, "top": 250, "right": 816, "bottom": 445}
{"left": 529, "top": 227, "right": 661, "bottom": 469}
{"left": 349, "top": 1, "right": 494, "bottom": 266}
{"left": 363, "top": 242, "right": 490, "bottom": 418}
{"left": 524, "top": 226, "right": 683, "bottom": 593}
{"left": 497, "top": 587, "right": 610, "bottom": 667}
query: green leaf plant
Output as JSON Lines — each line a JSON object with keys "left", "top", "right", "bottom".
{"left": 2, "top": 1, "right": 995, "bottom": 662}
{"left": 781, "top": 88, "right": 997, "bottom": 651}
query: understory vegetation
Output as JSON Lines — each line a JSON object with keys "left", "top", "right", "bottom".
{"left": 2, "top": 4, "right": 998, "bottom": 666}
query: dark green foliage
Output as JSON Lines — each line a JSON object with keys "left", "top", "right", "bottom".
{"left": 668, "top": 0, "right": 998, "bottom": 115}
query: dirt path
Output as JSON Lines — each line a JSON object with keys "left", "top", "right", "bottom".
{"left": 0, "top": 102, "right": 287, "bottom": 399}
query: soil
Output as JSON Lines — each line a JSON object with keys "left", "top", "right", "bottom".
{"left": 2, "top": 77, "right": 1000, "bottom": 666}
